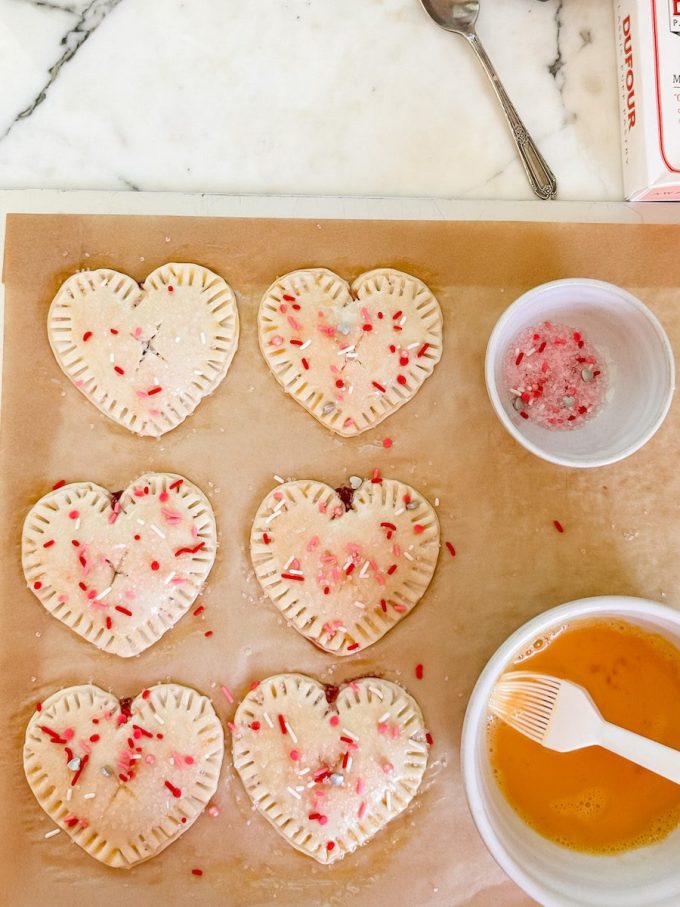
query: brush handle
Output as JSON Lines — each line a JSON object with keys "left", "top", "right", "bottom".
{"left": 599, "top": 722, "right": 680, "bottom": 785}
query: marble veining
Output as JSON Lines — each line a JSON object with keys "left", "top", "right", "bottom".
{"left": 0, "top": 0, "right": 623, "bottom": 200}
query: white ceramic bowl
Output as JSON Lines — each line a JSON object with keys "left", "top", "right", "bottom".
{"left": 485, "top": 279, "right": 675, "bottom": 468}
{"left": 462, "top": 595, "right": 680, "bottom": 907}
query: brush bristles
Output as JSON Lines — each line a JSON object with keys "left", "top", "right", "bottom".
{"left": 489, "top": 672, "right": 561, "bottom": 742}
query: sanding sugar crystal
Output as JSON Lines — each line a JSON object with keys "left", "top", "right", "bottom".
{"left": 503, "top": 321, "right": 606, "bottom": 430}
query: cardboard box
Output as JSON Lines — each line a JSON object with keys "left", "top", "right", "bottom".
{"left": 615, "top": 0, "right": 680, "bottom": 200}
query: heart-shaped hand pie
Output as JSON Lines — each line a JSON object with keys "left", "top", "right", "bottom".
{"left": 48, "top": 263, "right": 239, "bottom": 437}
{"left": 22, "top": 473, "right": 216, "bottom": 657}
{"left": 232, "top": 674, "right": 429, "bottom": 863}
{"left": 250, "top": 477, "right": 439, "bottom": 654}
{"left": 258, "top": 268, "right": 442, "bottom": 436}
{"left": 24, "top": 683, "right": 223, "bottom": 867}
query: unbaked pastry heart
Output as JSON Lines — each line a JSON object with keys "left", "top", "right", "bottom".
{"left": 250, "top": 478, "right": 439, "bottom": 655}
{"left": 232, "top": 673, "right": 429, "bottom": 864}
{"left": 258, "top": 268, "right": 442, "bottom": 436}
{"left": 48, "top": 263, "right": 239, "bottom": 437}
{"left": 24, "top": 683, "right": 223, "bottom": 867}
{"left": 22, "top": 473, "right": 216, "bottom": 657}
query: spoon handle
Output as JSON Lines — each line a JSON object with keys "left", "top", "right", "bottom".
{"left": 466, "top": 32, "right": 557, "bottom": 200}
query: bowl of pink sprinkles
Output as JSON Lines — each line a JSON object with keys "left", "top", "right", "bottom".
{"left": 485, "top": 278, "right": 675, "bottom": 468}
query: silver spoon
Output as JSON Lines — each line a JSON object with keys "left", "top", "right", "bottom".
{"left": 420, "top": 0, "right": 557, "bottom": 199}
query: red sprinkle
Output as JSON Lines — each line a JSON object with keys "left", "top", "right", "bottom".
{"left": 151, "top": 561, "right": 160, "bottom": 571}
{"left": 193, "top": 605, "right": 205, "bottom": 616}
{"left": 426, "top": 732, "right": 434, "bottom": 746}
{"left": 413, "top": 524, "right": 425, "bottom": 534}
{"left": 347, "top": 643, "right": 360, "bottom": 651}
{"left": 82, "top": 331, "right": 93, "bottom": 342}
{"left": 281, "top": 572, "right": 304, "bottom": 582}
{"left": 415, "top": 663, "right": 424, "bottom": 680}
{"left": 52, "top": 480, "right": 66, "bottom": 490}
{"left": 380, "top": 599, "right": 387, "bottom": 612}
{"left": 89, "top": 734, "right": 100, "bottom": 743}
{"left": 142, "top": 689, "right": 151, "bottom": 699}
{"left": 35, "top": 702, "right": 42, "bottom": 712}
{"left": 362, "top": 324, "right": 372, "bottom": 332}
{"left": 381, "top": 522, "right": 397, "bottom": 531}
{"left": 397, "top": 375, "right": 407, "bottom": 386}
{"left": 515, "top": 352, "right": 524, "bottom": 366}
{"left": 372, "top": 381, "right": 386, "bottom": 393}
{"left": 204, "top": 630, "right": 213, "bottom": 638}
{"left": 43, "top": 539, "right": 55, "bottom": 548}
{"left": 169, "top": 479, "right": 184, "bottom": 490}
{"left": 191, "top": 869, "right": 203, "bottom": 877}
{"left": 33, "top": 581, "right": 42, "bottom": 590}
{"left": 105, "top": 616, "right": 112, "bottom": 630}
{"left": 445, "top": 541, "right": 456, "bottom": 558}
{"left": 326, "top": 842, "right": 335, "bottom": 852}
{"left": 114, "top": 366, "right": 125, "bottom": 375}
{"left": 115, "top": 606, "right": 132, "bottom": 616}
{"left": 147, "top": 386, "right": 162, "bottom": 396}
{"left": 164, "top": 780, "right": 182, "bottom": 798}
{"left": 262, "top": 533, "right": 271, "bottom": 545}
{"left": 282, "top": 294, "right": 296, "bottom": 302}
{"left": 301, "top": 358, "right": 309, "bottom": 370}
{"left": 250, "top": 721, "right": 261, "bottom": 731}
{"left": 289, "top": 749, "right": 300, "bottom": 761}
{"left": 417, "top": 343, "right": 430, "bottom": 358}
{"left": 174, "top": 542, "right": 205, "bottom": 557}
{"left": 386, "top": 564, "right": 397, "bottom": 576}
{"left": 71, "top": 753, "right": 89, "bottom": 786}
{"left": 110, "top": 328, "right": 119, "bottom": 335}
{"left": 167, "top": 285, "right": 174, "bottom": 294}
{"left": 345, "top": 563, "right": 355, "bottom": 576}
{"left": 383, "top": 438, "right": 393, "bottom": 449}
{"left": 68, "top": 510, "right": 79, "bottom": 520}
{"left": 329, "top": 716, "right": 340, "bottom": 727}
{"left": 278, "top": 714, "right": 288, "bottom": 734}
{"left": 553, "top": 520, "right": 565, "bottom": 534}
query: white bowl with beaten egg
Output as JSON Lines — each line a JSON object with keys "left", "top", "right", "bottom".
{"left": 462, "top": 596, "right": 680, "bottom": 907}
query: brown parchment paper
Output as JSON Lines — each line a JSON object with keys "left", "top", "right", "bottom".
{"left": 1, "top": 213, "right": 680, "bottom": 907}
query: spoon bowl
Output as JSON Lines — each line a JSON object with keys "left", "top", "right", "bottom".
{"left": 420, "top": 0, "right": 479, "bottom": 33}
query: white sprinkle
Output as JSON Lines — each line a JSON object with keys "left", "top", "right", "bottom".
{"left": 193, "top": 369, "right": 203, "bottom": 376}
{"left": 66, "top": 789, "right": 73, "bottom": 801}
{"left": 346, "top": 755, "right": 353, "bottom": 772}
{"left": 163, "top": 571, "right": 176, "bottom": 586}
{"left": 394, "top": 508, "right": 405, "bottom": 516}
{"left": 399, "top": 315, "right": 407, "bottom": 326}
{"left": 434, "top": 497, "right": 440, "bottom": 506}
{"left": 341, "top": 727, "right": 359, "bottom": 741}
{"left": 286, "top": 722, "right": 299, "bottom": 744}
{"left": 342, "top": 558, "right": 353, "bottom": 571}
{"left": 200, "top": 332, "right": 207, "bottom": 345}
{"left": 273, "top": 474, "right": 284, "bottom": 483}
{"left": 263, "top": 711, "right": 274, "bottom": 728}
{"left": 300, "top": 339, "right": 311, "bottom": 350}
{"left": 153, "top": 713, "right": 165, "bottom": 725}
{"left": 348, "top": 385, "right": 354, "bottom": 394}
{"left": 386, "top": 789, "right": 393, "bottom": 810}
{"left": 44, "top": 828, "right": 61, "bottom": 839}
{"left": 95, "top": 586, "right": 112, "bottom": 601}
{"left": 286, "top": 569, "right": 304, "bottom": 577}
{"left": 283, "top": 555, "right": 295, "bottom": 570}
{"left": 137, "top": 518, "right": 145, "bottom": 526}
{"left": 337, "top": 345, "right": 356, "bottom": 356}
{"left": 297, "top": 767, "right": 310, "bottom": 776}
{"left": 273, "top": 499, "right": 286, "bottom": 513}
{"left": 150, "top": 523, "right": 166, "bottom": 539}
{"left": 353, "top": 600, "right": 365, "bottom": 609}
{"left": 109, "top": 353, "right": 114, "bottom": 363}
{"left": 265, "top": 510, "right": 281, "bottom": 525}
{"left": 404, "top": 551, "right": 414, "bottom": 561}
{"left": 407, "top": 342, "right": 419, "bottom": 349}
{"left": 359, "top": 560, "right": 370, "bottom": 578}
{"left": 83, "top": 793, "right": 96, "bottom": 800}
{"left": 175, "top": 336, "right": 181, "bottom": 343}
{"left": 295, "top": 785, "right": 305, "bottom": 792}
{"left": 368, "top": 685, "right": 384, "bottom": 701}
{"left": 129, "top": 754, "right": 142, "bottom": 760}
{"left": 378, "top": 711, "right": 391, "bottom": 723}
{"left": 100, "top": 278, "right": 109, "bottom": 288}
{"left": 75, "top": 519, "right": 81, "bottom": 531}
{"left": 287, "top": 786, "right": 301, "bottom": 800}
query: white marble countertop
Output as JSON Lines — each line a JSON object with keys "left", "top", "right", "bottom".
{"left": 0, "top": 0, "right": 623, "bottom": 202}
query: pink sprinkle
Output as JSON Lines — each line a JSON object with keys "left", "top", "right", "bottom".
{"left": 306, "top": 536, "right": 320, "bottom": 552}
{"left": 329, "top": 715, "right": 339, "bottom": 727}
{"left": 270, "top": 335, "right": 284, "bottom": 347}
{"left": 382, "top": 761, "right": 394, "bottom": 775}
{"left": 208, "top": 805, "right": 220, "bottom": 817}
{"left": 220, "top": 685, "right": 234, "bottom": 704}
{"left": 355, "top": 778, "right": 365, "bottom": 794}
{"left": 289, "top": 749, "right": 300, "bottom": 762}
{"left": 358, "top": 801, "right": 367, "bottom": 819}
